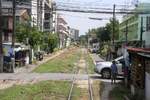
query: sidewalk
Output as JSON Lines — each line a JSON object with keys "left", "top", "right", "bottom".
{"left": 101, "top": 82, "right": 115, "bottom": 100}
{"left": 90, "top": 53, "right": 105, "bottom": 65}
{"left": 14, "top": 49, "right": 67, "bottom": 73}
{"left": 90, "top": 53, "right": 115, "bottom": 100}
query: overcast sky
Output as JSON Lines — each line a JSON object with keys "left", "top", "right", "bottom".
{"left": 55, "top": 0, "right": 150, "bottom": 36}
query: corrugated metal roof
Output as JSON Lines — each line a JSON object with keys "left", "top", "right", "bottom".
{"left": 127, "top": 47, "right": 150, "bottom": 53}
{"left": 138, "top": 53, "right": 150, "bottom": 58}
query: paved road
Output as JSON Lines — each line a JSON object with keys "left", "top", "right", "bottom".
{"left": 0, "top": 73, "right": 89, "bottom": 81}
{"left": 90, "top": 53, "right": 104, "bottom": 65}
{"left": 90, "top": 53, "right": 116, "bottom": 100}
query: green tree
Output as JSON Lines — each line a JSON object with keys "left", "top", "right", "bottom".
{"left": 106, "top": 18, "right": 120, "bottom": 40}
{"left": 47, "top": 33, "right": 59, "bottom": 53}
{"left": 42, "top": 32, "right": 59, "bottom": 53}
{"left": 16, "top": 22, "right": 59, "bottom": 53}
{"left": 96, "top": 27, "right": 111, "bottom": 42}
{"left": 16, "top": 22, "right": 43, "bottom": 48}
{"left": 16, "top": 22, "right": 30, "bottom": 43}
{"left": 86, "top": 18, "right": 119, "bottom": 42}
{"left": 79, "top": 35, "right": 88, "bottom": 46}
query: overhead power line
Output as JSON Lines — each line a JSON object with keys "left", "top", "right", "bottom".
{"left": 57, "top": 5, "right": 134, "bottom": 11}
{"left": 56, "top": 8, "right": 150, "bottom": 15}
{"left": 56, "top": 1, "right": 134, "bottom": 7}
{"left": 14, "top": 2, "right": 135, "bottom": 15}
{"left": 59, "top": 13, "right": 112, "bottom": 20}
{"left": 2, "top": 1, "right": 149, "bottom": 15}
{"left": 15, "top": 1, "right": 135, "bottom": 12}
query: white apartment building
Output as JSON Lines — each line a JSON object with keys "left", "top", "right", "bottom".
{"left": 2, "top": 0, "right": 54, "bottom": 32}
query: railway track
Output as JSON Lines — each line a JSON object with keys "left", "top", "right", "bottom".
{"left": 67, "top": 48, "right": 94, "bottom": 100}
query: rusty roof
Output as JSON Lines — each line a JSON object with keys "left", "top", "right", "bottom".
{"left": 127, "top": 47, "right": 150, "bottom": 54}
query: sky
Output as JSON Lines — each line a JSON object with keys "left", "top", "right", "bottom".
{"left": 55, "top": 0, "right": 150, "bottom": 36}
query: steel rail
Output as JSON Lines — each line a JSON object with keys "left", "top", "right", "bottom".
{"left": 67, "top": 77, "right": 76, "bottom": 100}
{"left": 67, "top": 48, "right": 94, "bottom": 100}
{"left": 67, "top": 53, "right": 79, "bottom": 100}
{"left": 85, "top": 49, "right": 94, "bottom": 100}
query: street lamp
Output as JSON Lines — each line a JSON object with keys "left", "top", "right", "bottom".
{"left": 88, "top": 17, "right": 109, "bottom": 20}
{"left": 88, "top": 17, "right": 103, "bottom": 20}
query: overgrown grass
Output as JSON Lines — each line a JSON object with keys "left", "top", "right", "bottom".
{"left": 109, "top": 84, "right": 130, "bottom": 100}
{"left": 86, "top": 52, "right": 95, "bottom": 74}
{"left": 0, "top": 81, "right": 81, "bottom": 100}
{"left": 33, "top": 48, "right": 81, "bottom": 73}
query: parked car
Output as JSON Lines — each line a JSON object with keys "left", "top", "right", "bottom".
{"left": 94, "top": 56, "right": 124, "bottom": 79}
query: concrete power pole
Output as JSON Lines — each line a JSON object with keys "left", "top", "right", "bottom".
{"left": 112, "top": 4, "right": 116, "bottom": 45}
{"left": 125, "top": 21, "right": 128, "bottom": 45}
{"left": 11, "top": 0, "right": 16, "bottom": 72}
{"left": 37, "top": 0, "right": 39, "bottom": 30}
{"left": 111, "top": 4, "right": 116, "bottom": 59}
{"left": 0, "top": 0, "right": 3, "bottom": 72}
{"left": 140, "top": 17, "right": 143, "bottom": 47}
{"left": 12, "top": 0, "right": 16, "bottom": 47}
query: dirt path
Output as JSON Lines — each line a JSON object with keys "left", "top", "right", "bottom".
{"left": 0, "top": 48, "right": 69, "bottom": 89}
{"left": 76, "top": 57, "right": 89, "bottom": 100}
{"left": 14, "top": 49, "right": 67, "bottom": 73}
{"left": 74, "top": 48, "right": 101, "bottom": 100}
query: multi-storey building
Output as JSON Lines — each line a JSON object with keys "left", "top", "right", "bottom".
{"left": 119, "top": 3, "right": 150, "bottom": 47}
{"left": 1, "top": 0, "right": 54, "bottom": 42}
{"left": 2, "top": 9, "right": 29, "bottom": 42}
{"left": 70, "top": 28, "right": 79, "bottom": 42}
{"left": 119, "top": 4, "right": 150, "bottom": 100}
{"left": 57, "top": 15, "right": 69, "bottom": 48}
{"left": 52, "top": 2, "right": 57, "bottom": 33}
{"left": 1, "top": 0, "right": 31, "bottom": 42}
{"left": 31, "top": 0, "right": 53, "bottom": 32}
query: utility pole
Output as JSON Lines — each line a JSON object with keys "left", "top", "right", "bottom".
{"left": 140, "top": 17, "right": 143, "bottom": 47}
{"left": 37, "top": 0, "right": 39, "bottom": 29}
{"left": 125, "top": 21, "right": 128, "bottom": 45}
{"left": 88, "top": 34, "right": 89, "bottom": 49}
{"left": 124, "top": 20, "right": 128, "bottom": 87}
{"left": 12, "top": 0, "right": 16, "bottom": 47}
{"left": 112, "top": 4, "right": 116, "bottom": 45}
{"left": 111, "top": 4, "right": 116, "bottom": 59}
{"left": 0, "top": 0, "right": 3, "bottom": 72}
{"left": 11, "top": 0, "right": 16, "bottom": 72}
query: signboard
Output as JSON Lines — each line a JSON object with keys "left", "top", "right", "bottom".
{"left": 3, "top": 44, "right": 11, "bottom": 57}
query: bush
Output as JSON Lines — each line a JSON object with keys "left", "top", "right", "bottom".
{"left": 53, "top": 48, "right": 60, "bottom": 53}
{"left": 129, "top": 89, "right": 145, "bottom": 100}
{"left": 109, "top": 84, "right": 130, "bottom": 100}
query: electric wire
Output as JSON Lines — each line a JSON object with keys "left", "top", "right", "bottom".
{"left": 2, "top": 1, "right": 148, "bottom": 15}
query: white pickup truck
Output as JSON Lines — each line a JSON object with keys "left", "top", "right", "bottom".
{"left": 94, "top": 56, "right": 124, "bottom": 78}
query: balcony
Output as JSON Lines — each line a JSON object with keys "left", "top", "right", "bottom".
{"left": 2, "top": 1, "right": 31, "bottom": 9}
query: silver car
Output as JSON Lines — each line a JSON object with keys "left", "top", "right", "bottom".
{"left": 94, "top": 56, "right": 124, "bottom": 79}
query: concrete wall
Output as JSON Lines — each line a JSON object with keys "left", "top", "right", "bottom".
{"left": 143, "top": 31, "right": 150, "bottom": 47}
{"left": 139, "top": 14, "right": 150, "bottom": 48}
{"left": 146, "top": 72, "right": 150, "bottom": 100}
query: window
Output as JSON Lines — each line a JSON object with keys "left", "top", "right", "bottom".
{"left": 2, "top": 17, "right": 8, "bottom": 30}
{"left": 44, "top": 13, "right": 50, "bottom": 20}
{"left": 4, "top": 32, "right": 9, "bottom": 41}
{"left": 3, "top": 0, "right": 12, "bottom": 1}
{"left": 44, "top": 22, "right": 50, "bottom": 29}
{"left": 146, "top": 16, "right": 150, "bottom": 31}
